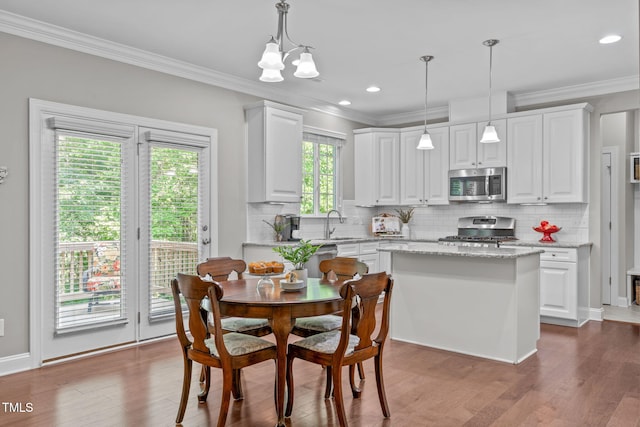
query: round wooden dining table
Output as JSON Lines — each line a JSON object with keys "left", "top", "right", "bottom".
{"left": 217, "top": 277, "right": 345, "bottom": 427}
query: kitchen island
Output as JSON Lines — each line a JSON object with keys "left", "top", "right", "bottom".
{"left": 379, "top": 243, "right": 543, "bottom": 364}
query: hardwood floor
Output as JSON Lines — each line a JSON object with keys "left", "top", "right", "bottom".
{"left": 1, "top": 320, "right": 639, "bottom": 427}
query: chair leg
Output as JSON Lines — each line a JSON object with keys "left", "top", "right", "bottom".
{"left": 176, "top": 357, "right": 192, "bottom": 424}
{"left": 357, "top": 361, "right": 365, "bottom": 380}
{"left": 199, "top": 365, "right": 205, "bottom": 383}
{"left": 332, "top": 366, "right": 348, "bottom": 427}
{"left": 285, "top": 356, "right": 295, "bottom": 417}
{"left": 217, "top": 369, "right": 233, "bottom": 427}
{"left": 324, "top": 366, "right": 333, "bottom": 398}
{"left": 374, "top": 354, "right": 390, "bottom": 418}
{"left": 198, "top": 365, "right": 211, "bottom": 403}
{"left": 232, "top": 368, "right": 243, "bottom": 400}
{"left": 349, "top": 364, "right": 361, "bottom": 398}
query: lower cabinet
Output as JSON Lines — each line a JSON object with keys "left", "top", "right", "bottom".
{"left": 337, "top": 242, "right": 379, "bottom": 273}
{"left": 504, "top": 245, "right": 590, "bottom": 327}
{"left": 540, "top": 256, "right": 578, "bottom": 320}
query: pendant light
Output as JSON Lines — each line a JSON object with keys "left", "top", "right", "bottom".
{"left": 258, "top": 0, "right": 318, "bottom": 82}
{"left": 417, "top": 55, "right": 435, "bottom": 150}
{"left": 480, "top": 39, "right": 500, "bottom": 143}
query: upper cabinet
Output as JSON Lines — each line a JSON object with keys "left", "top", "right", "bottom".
{"left": 507, "top": 104, "right": 591, "bottom": 204}
{"left": 354, "top": 129, "right": 400, "bottom": 206}
{"left": 245, "top": 101, "right": 305, "bottom": 203}
{"left": 400, "top": 126, "right": 449, "bottom": 205}
{"left": 449, "top": 119, "right": 506, "bottom": 170}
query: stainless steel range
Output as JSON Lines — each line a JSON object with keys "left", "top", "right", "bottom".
{"left": 439, "top": 216, "right": 517, "bottom": 248}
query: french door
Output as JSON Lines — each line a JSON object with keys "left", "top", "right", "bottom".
{"left": 31, "top": 100, "right": 217, "bottom": 361}
{"left": 138, "top": 128, "right": 212, "bottom": 339}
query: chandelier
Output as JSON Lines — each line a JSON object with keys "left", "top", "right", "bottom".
{"left": 258, "top": 0, "right": 319, "bottom": 82}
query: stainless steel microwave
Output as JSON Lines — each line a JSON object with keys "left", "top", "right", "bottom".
{"left": 448, "top": 167, "right": 506, "bottom": 202}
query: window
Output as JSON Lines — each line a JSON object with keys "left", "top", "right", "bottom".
{"left": 301, "top": 128, "right": 344, "bottom": 215}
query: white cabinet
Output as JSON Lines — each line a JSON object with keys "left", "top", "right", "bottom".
{"left": 337, "top": 241, "right": 380, "bottom": 273}
{"left": 540, "top": 253, "right": 578, "bottom": 320}
{"left": 539, "top": 246, "right": 589, "bottom": 327}
{"left": 400, "top": 126, "right": 450, "bottom": 205}
{"left": 245, "top": 101, "right": 305, "bottom": 203}
{"left": 449, "top": 119, "right": 506, "bottom": 170}
{"left": 543, "top": 109, "right": 589, "bottom": 203}
{"left": 354, "top": 129, "right": 400, "bottom": 206}
{"left": 507, "top": 105, "right": 590, "bottom": 204}
{"left": 504, "top": 245, "right": 590, "bottom": 327}
{"left": 507, "top": 115, "right": 543, "bottom": 203}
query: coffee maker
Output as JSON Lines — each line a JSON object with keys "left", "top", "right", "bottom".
{"left": 276, "top": 214, "right": 300, "bottom": 241}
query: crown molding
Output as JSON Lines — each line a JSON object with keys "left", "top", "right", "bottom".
{"left": 375, "top": 105, "right": 449, "bottom": 127}
{"left": 1, "top": 10, "right": 637, "bottom": 128}
{"left": 511, "top": 76, "right": 639, "bottom": 107}
{"left": 0, "top": 10, "right": 375, "bottom": 125}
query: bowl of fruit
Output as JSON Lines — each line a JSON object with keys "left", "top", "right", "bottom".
{"left": 533, "top": 220, "right": 561, "bottom": 242}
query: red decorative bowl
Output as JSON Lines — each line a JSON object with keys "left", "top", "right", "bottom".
{"left": 533, "top": 226, "right": 561, "bottom": 243}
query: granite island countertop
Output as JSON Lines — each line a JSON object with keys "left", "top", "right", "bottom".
{"left": 378, "top": 242, "right": 544, "bottom": 259}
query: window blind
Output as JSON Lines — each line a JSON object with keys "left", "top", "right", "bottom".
{"left": 54, "top": 131, "right": 128, "bottom": 332}
{"left": 147, "top": 145, "right": 200, "bottom": 320}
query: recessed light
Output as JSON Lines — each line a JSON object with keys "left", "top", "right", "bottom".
{"left": 338, "top": 100, "right": 351, "bottom": 106}
{"left": 366, "top": 86, "right": 381, "bottom": 93}
{"left": 599, "top": 34, "right": 622, "bottom": 44}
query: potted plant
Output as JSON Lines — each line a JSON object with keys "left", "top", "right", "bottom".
{"left": 395, "top": 208, "right": 415, "bottom": 238}
{"left": 271, "top": 239, "right": 322, "bottom": 284}
{"left": 263, "top": 219, "right": 286, "bottom": 241}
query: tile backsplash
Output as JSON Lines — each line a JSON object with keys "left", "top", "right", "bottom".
{"left": 247, "top": 201, "right": 589, "bottom": 244}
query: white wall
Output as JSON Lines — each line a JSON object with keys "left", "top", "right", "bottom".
{"left": 0, "top": 32, "right": 365, "bottom": 361}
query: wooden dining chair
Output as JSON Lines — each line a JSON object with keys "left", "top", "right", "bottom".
{"left": 197, "top": 257, "right": 272, "bottom": 337}
{"left": 292, "top": 257, "right": 368, "bottom": 337}
{"left": 285, "top": 272, "right": 394, "bottom": 427}
{"left": 291, "top": 256, "right": 369, "bottom": 396}
{"left": 171, "top": 273, "right": 277, "bottom": 426}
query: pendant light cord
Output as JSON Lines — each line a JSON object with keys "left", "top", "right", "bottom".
{"left": 424, "top": 58, "right": 429, "bottom": 131}
{"left": 483, "top": 39, "right": 499, "bottom": 125}
{"left": 488, "top": 43, "right": 493, "bottom": 124}
{"left": 420, "top": 55, "right": 433, "bottom": 133}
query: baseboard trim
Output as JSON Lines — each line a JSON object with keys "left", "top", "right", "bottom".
{"left": 0, "top": 352, "right": 34, "bottom": 377}
{"left": 590, "top": 307, "right": 604, "bottom": 322}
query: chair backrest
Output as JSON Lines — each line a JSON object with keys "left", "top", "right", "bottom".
{"left": 336, "top": 272, "right": 393, "bottom": 357}
{"left": 171, "top": 273, "right": 229, "bottom": 359}
{"left": 319, "top": 257, "right": 369, "bottom": 281}
{"left": 197, "top": 257, "right": 247, "bottom": 281}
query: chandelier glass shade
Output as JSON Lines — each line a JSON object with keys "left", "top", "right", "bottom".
{"left": 258, "top": 0, "right": 318, "bottom": 82}
{"left": 480, "top": 39, "right": 500, "bottom": 143}
{"left": 417, "top": 55, "right": 434, "bottom": 150}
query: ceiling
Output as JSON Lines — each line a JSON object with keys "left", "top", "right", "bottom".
{"left": 0, "top": 0, "right": 637, "bottom": 125}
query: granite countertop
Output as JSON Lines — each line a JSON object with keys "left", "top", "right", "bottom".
{"left": 500, "top": 240, "right": 593, "bottom": 249}
{"left": 243, "top": 237, "right": 589, "bottom": 249}
{"left": 378, "top": 242, "right": 544, "bottom": 259}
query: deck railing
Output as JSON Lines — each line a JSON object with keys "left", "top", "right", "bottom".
{"left": 58, "top": 240, "right": 198, "bottom": 300}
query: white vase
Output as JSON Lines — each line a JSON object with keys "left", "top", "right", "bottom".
{"left": 401, "top": 223, "right": 410, "bottom": 238}
{"left": 291, "top": 268, "right": 308, "bottom": 285}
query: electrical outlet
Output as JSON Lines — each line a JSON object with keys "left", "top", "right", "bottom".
{"left": 0, "top": 319, "right": 4, "bottom": 336}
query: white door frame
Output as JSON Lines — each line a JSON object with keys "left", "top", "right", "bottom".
{"left": 29, "top": 99, "right": 218, "bottom": 368}
{"left": 601, "top": 146, "right": 620, "bottom": 306}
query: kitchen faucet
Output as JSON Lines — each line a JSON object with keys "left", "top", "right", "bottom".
{"left": 324, "top": 209, "right": 344, "bottom": 239}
